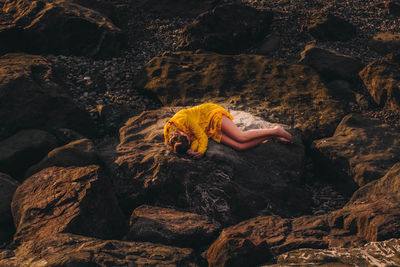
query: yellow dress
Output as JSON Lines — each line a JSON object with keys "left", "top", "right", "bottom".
{"left": 164, "top": 103, "right": 234, "bottom": 154}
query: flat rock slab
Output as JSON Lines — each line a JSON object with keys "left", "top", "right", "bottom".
{"left": 0, "top": 53, "right": 96, "bottom": 140}
{"left": 206, "top": 195, "right": 400, "bottom": 266}
{"left": 302, "top": 13, "right": 356, "bottom": 41}
{"left": 101, "top": 108, "right": 308, "bottom": 225}
{"left": 359, "top": 53, "right": 400, "bottom": 112}
{"left": 369, "top": 32, "right": 400, "bottom": 54}
{"left": 125, "top": 205, "right": 221, "bottom": 248}
{"left": 0, "top": 129, "right": 57, "bottom": 180}
{"left": 0, "top": 233, "right": 198, "bottom": 266}
{"left": 12, "top": 165, "right": 125, "bottom": 244}
{"left": 178, "top": 4, "right": 273, "bottom": 54}
{"left": 2, "top": 0, "right": 124, "bottom": 57}
{"left": 312, "top": 113, "right": 400, "bottom": 188}
{"left": 299, "top": 44, "right": 363, "bottom": 82}
{"left": 138, "top": 51, "right": 347, "bottom": 140}
{"left": 276, "top": 238, "right": 400, "bottom": 267}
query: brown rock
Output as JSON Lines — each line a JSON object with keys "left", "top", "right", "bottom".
{"left": 302, "top": 13, "right": 356, "bottom": 41}
{"left": 0, "top": 233, "right": 199, "bottom": 266}
{"left": 0, "top": 53, "right": 96, "bottom": 140}
{"left": 312, "top": 113, "right": 400, "bottom": 188}
{"left": 2, "top": 0, "right": 125, "bottom": 57}
{"left": 100, "top": 108, "right": 309, "bottom": 225}
{"left": 359, "top": 53, "right": 400, "bottom": 112}
{"left": 138, "top": 51, "right": 347, "bottom": 140}
{"left": 125, "top": 205, "right": 221, "bottom": 248}
{"left": 178, "top": 4, "right": 273, "bottom": 54}
{"left": 206, "top": 195, "right": 400, "bottom": 266}
{"left": 0, "top": 130, "right": 58, "bottom": 180}
{"left": 24, "top": 138, "right": 98, "bottom": 178}
{"left": 11, "top": 165, "right": 125, "bottom": 244}
{"left": 299, "top": 44, "right": 364, "bottom": 82}
{"left": 276, "top": 238, "right": 400, "bottom": 266}
{"left": 0, "top": 173, "right": 19, "bottom": 244}
{"left": 369, "top": 32, "right": 400, "bottom": 54}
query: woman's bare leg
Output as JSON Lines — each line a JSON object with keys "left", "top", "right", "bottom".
{"left": 221, "top": 115, "right": 293, "bottom": 143}
{"left": 220, "top": 134, "right": 270, "bottom": 151}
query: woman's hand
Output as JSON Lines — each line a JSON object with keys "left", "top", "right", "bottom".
{"left": 187, "top": 149, "right": 203, "bottom": 159}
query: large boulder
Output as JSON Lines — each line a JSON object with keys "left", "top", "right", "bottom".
{"left": 0, "top": 233, "right": 199, "bottom": 266}
{"left": 138, "top": 51, "right": 347, "bottom": 140}
{"left": 0, "top": 130, "right": 58, "bottom": 180}
{"left": 11, "top": 165, "right": 125, "bottom": 244}
{"left": 206, "top": 195, "right": 400, "bottom": 266}
{"left": 299, "top": 44, "right": 364, "bottom": 82}
{"left": 1, "top": 0, "right": 124, "bottom": 57}
{"left": 100, "top": 108, "right": 308, "bottom": 226}
{"left": 302, "top": 13, "right": 356, "bottom": 41}
{"left": 276, "top": 238, "right": 400, "bottom": 266}
{"left": 359, "top": 53, "right": 400, "bottom": 112}
{"left": 0, "top": 53, "right": 96, "bottom": 140}
{"left": 0, "top": 173, "right": 19, "bottom": 244}
{"left": 24, "top": 138, "right": 98, "bottom": 178}
{"left": 312, "top": 113, "right": 400, "bottom": 188}
{"left": 125, "top": 205, "right": 221, "bottom": 248}
{"left": 177, "top": 4, "right": 273, "bottom": 54}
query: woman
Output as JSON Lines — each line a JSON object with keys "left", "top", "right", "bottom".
{"left": 164, "top": 103, "right": 293, "bottom": 159}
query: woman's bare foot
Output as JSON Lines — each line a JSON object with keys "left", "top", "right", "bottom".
{"left": 273, "top": 126, "right": 293, "bottom": 143}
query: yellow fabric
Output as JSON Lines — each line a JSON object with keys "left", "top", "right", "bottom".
{"left": 164, "top": 103, "right": 234, "bottom": 154}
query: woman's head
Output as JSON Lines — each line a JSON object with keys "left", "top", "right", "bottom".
{"left": 169, "top": 130, "right": 190, "bottom": 153}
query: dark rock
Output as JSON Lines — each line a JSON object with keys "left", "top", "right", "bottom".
{"left": 376, "top": 0, "right": 400, "bottom": 16}
{"left": 0, "top": 233, "right": 199, "bottom": 266}
{"left": 11, "top": 165, "right": 125, "bottom": 244}
{"left": 97, "top": 103, "right": 135, "bottom": 133}
{"left": 359, "top": 53, "right": 400, "bottom": 112}
{"left": 0, "top": 53, "right": 96, "bottom": 141}
{"left": 100, "top": 108, "right": 308, "bottom": 225}
{"left": 138, "top": 51, "right": 347, "bottom": 140}
{"left": 206, "top": 195, "right": 400, "bottom": 266}
{"left": 0, "top": 130, "right": 58, "bottom": 180}
{"left": 312, "top": 113, "right": 400, "bottom": 188}
{"left": 69, "top": 0, "right": 118, "bottom": 24}
{"left": 2, "top": 0, "right": 125, "bottom": 58}
{"left": 257, "top": 34, "right": 280, "bottom": 55}
{"left": 369, "top": 32, "right": 400, "bottom": 54}
{"left": 302, "top": 14, "right": 356, "bottom": 41}
{"left": 276, "top": 238, "right": 400, "bottom": 266}
{"left": 24, "top": 138, "right": 98, "bottom": 178}
{"left": 299, "top": 44, "right": 364, "bottom": 82}
{"left": 178, "top": 4, "right": 273, "bottom": 54}
{"left": 125, "top": 205, "right": 221, "bottom": 248}
{"left": 326, "top": 80, "right": 357, "bottom": 102}
{"left": 0, "top": 173, "right": 19, "bottom": 244}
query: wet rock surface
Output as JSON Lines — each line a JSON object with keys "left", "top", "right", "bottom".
{"left": 0, "top": 173, "right": 19, "bottom": 245}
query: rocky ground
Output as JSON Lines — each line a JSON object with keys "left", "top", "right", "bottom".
{"left": 1, "top": 0, "right": 400, "bottom": 265}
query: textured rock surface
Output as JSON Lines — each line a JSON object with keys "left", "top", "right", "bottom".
{"left": 359, "top": 53, "right": 400, "bottom": 112}
{"left": 276, "top": 238, "right": 400, "bottom": 267}
{"left": 24, "top": 138, "right": 98, "bottom": 178}
{"left": 302, "top": 13, "right": 356, "bottom": 41}
{"left": 0, "top": 233, "right": 199, "bottom": 266}
{"left": 100, "top": 108, "right": 308, "bottom": 225}
{"left": 125, "top": 205, "right": 221, "bottom": 248}
{"left": 0, "top": 173, "right": 19, "bottom": 244}
{"left": 299, "top": 44, "right": 363, "bottom": 82}
{"left": 138, "top": 51, "right": 347, "bottom": 140}
{"left": 1, "top": 0, "right": 124, "bottom": 57}
{"left": 206, "top": 195, "right": 400, "bottom": 266}
{"left": 0, "top": 53, "right": 96, "bottom": 140}
{"left": 0, "top": 130, "right": 58, "bottom": 180}
{"left": 178, "top": 4, "right": 273, "bottom": 54}
{"left": 11, "top": 165, "right": 125, "bottom": 244}
{"left": 369, "top": 32, "right": 400, "bottom": 54}
{"left": 312, "top": 113, "right": 400, "bottom": 188}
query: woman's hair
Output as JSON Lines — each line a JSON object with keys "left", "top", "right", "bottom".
{"left": 169, "top": 131, "right": 190, "bottom": 153}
